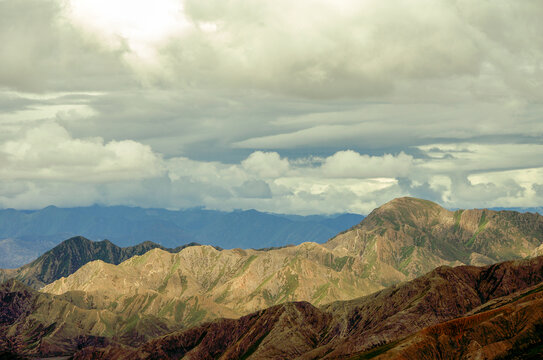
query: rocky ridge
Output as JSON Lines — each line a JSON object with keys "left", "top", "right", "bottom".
{"left": 0, "top": 236, "right": 200, "bottom": 288}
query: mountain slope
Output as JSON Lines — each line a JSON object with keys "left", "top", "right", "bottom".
{"left": 0, "top": 206, "right": 364, "bottom": 267}
{"left": 326, "top": 197, "right": 543, "bottom": 279}
{"left": 0, "top": 236, "right": 199, "bottom": 288}
{"left": 38, "top": 197, "right": 543, "bottom": 335}
{"left": 3, "top": 197, "right": 543, "bottom": 358}
{"left": 71, "top": 256, "right": 543, "bottom": 360}
{"left": 42, "top": 244, "right": 380, "bottom": 317}
{"left": 0, "top": 279, "right": 184, "bottom": 357}
{"left": 373, "top": 285, "right": 543, "bottom": 359}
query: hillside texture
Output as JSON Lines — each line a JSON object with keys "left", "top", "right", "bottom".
{"left": 0, "top": 236, "right": 199, "bottom": 288}
{"left": 40, "top": 198, "right": 543, "bottom": 321}
{"left": 71, "top": 256, "right": 543, "bottom": 359}
{"left": 2, "top": 197, "right": 543, "bottom": 358}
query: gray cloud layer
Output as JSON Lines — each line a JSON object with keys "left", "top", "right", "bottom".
{"left": 0, "top": 0, "right": 542, "bottom": 213}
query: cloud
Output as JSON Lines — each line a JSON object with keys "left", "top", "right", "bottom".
{"left": 1, "top": 1, "right": 543, "bottom": 214}
{"left": 235, "top": 180, "right": 272, "bottom": 199}
{"left": 241, "top": 151, "right": 290, "bottom": 178}
{"left": 320, "top": 151, "right": 413, "bottom": 178}
{"left": 0, "top": 0, "right": 131, "bottom": 92}
{"left": 0, "top": 122, "right": 164, "bottom": 182}
{"left": 1, "top": 135, "right": 543, "bottom": 213}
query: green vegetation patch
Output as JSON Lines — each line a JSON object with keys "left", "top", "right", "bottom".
{"left": 122, "top": 295, "right": 137, "bottom": 309}
{"left": 251, "top": 274, "right": 274, "bottom": 296}
{"left": 351, "top": 340, "right": 401, "bottom": 359}
{"left": 124, "top": 314, "right": 140, "bottom": 333}
{"left": 158, "top": 258, "right": 181, "bottom": 293}
{"left": 454, "top": 210, "right": 464, "bottom": 231}
{"left": 325, "top": 256, "right": 354, "bottom": 272}
{"left": 131, "top": 254, "right": 147, "bottom": 265}
{"left": 215, "top": 287, "right": 230, "bottom": 303}
{"left": 235, "top": 255, "right": 258, "bottom": 277}
{"left": 400, "top": 245, "right": 415, "bottom": 259}
{"left": 311, "top": 283, "right": 330, "bottom": 305}
{"left": 158, "top": 300, "right": 175, "bottom": 317}
{"left": 174, "top": 301, "right": 187, "bottom": 322}
{"left": 397, "top": 247, "right": 416, "bottom": 275}
{"left": 466, "top": 211, "right": 490, "bottom": 248}
{"left": 141, "top": 293, "right": 158, "bottom": 313}
{"left": 278, "top": 272, "right": 299, "bottom": 303}
{"left": 185, "top": 301, "right": 207, "bottom": 326}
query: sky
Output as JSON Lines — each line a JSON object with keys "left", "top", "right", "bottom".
{"left": 1, "top": 0, "right": 542, "bottom": 214}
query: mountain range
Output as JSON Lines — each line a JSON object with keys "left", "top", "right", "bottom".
{"left": 1, "top": 197, "right": 542, "bottom": 358}
{"left": 0, "top": 236, "right": 202, "bottom": 288}
{"left": 71, "top": 256, "right": 543, "bottom": 360}
{"left": 3, "top": 256, "right": 543, "bottom": 359}
{"left": 0, "top": 206, "right": 363, "bottom": 268}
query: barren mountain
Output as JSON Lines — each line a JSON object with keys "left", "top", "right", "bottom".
{"left": 0, "top": 279, "right": 175, "bottom": 357}
{"left": 42, "top": 243, "right": 380, "bottom": 317}
{"left": 72, "top": 256, "right": 543, "bottom": 359}
{"left": 374, "top": 284, "right": 543, "bottom": 359}
{"left": 326, "top": 197, "right": 543, "bottom": 278}
{"left": 3, "top": 197, "right": 543, "bottom": 358}
{"left": 38, "top": 198, "right": 543, "bottom": 340}
{"left": 0, "top": 236, "right": 200, "bottom": 288}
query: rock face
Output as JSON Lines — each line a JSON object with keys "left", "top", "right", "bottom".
{"left": 72, "top": 256, "right": 543, "bottom": 360}
{"left": 0, "top": 236, "right": 199, "bottom": 288}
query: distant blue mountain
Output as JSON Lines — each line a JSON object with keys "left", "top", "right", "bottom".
{"left": 0, "top": 206, "right": 364, "bottom": 268}
{"left": 489, "top": 207, "right": 543, "bottom": 214}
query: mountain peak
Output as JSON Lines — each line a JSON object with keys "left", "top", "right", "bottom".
{"left": 377, "top": 196, "right": 445, "bottom": 212}
{"left": 359, "top": 197, "right": 449, "bottom": 231}
{"left": 63, "top": 236, "right": 93, "bottom": 245}
{"left": 5, "top": 238, "right": 194, "bottom": 289}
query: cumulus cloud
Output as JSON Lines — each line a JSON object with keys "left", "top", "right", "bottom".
{"left": 320, "top": 151, "right": 413, "bottom": 178}
{"left": 0, "top": 122, "right": 164, "bottom": 182}
{"left": 1, "top": 0, "right": 542, "bottom": 213}
{"left": 235, "top": 180, "right": 273, "bottom": 199}
{"left": 241, "top": 151, "right": 290, "bottom": 178}
{"left": 1, "top": 135, "right": 543, "bottom": 213}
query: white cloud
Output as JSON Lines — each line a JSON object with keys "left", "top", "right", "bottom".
{"left": 0, "top": 122, "right": 164, "bottom": 182}
{"left": 1, "top": 0, "right": 543, "bottom": 213}
{"left": 241, "top": 151, "right": 290, "bottom": 178}
{"left": 320, "top": 151, "right": 413, "bottom": 178}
